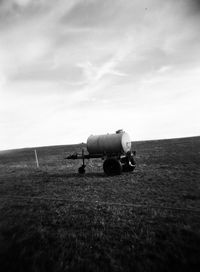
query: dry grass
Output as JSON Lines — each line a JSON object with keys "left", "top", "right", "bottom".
{"left": 0, "top": 137, "right": 200, "bottom": 271}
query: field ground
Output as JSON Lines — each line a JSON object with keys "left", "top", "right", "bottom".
{"left": 0, "top": 136, "right": 200, "bottom": 271}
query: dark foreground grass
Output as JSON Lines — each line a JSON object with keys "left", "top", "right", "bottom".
{"left": 0, "top": 137, "right": 200, "bottom": 271}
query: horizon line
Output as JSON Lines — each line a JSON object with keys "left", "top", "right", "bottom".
{"left": 0, "top": 134, "right": 199, "bottom": 153}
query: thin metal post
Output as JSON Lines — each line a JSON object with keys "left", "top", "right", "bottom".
{"left": 34, "top": 149, "right": 39, "bottom": 168}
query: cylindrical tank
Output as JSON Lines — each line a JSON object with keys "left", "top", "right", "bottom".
{"left": 87, "top": 130, "right": 132, "bottom": 155}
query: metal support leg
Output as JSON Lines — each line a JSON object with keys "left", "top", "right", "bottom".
{"left": 78, "top": 148, "right": 86, "bottom": 174}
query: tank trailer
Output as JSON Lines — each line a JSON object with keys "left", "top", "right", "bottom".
{"left": 66, "top": 130, "right": 136, "bottom": 175}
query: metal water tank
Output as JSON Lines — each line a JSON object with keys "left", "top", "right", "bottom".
{"left": 87, "top": 130, "right": 132, "bottom": 155}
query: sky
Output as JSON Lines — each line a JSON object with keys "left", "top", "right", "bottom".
{"left": 0, "top": 0, "right": 200, "bottom": 150}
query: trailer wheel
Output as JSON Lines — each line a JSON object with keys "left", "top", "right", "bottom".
{"left": 130, "top": 157, "right": 136, "bottom": 166}
{"left": 103, "top": 158, "right": 122, "bottom": 176}
{"left": 78, "top": 165, "right": 85, "bottom": 174}
{"left": 122, "top": 163, "right": 135, "bottom": 172}
{"left": 121, "top": 155, "right": 136, "bottom": 172}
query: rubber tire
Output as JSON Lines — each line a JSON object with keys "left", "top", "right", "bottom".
{"left": 103, "top": 158, "right": 122, "bottom": 176}
{"left": 78, "top": 166, "right": 85, "bottom": 174}
{"left": 122, "top": 163, "right": 135, "bottom": 172}
{"left": 121, "top": 155, "right": 136, "bottom": 172}
{"left": 130, "top": 157, "right": 136, "bottom": 166}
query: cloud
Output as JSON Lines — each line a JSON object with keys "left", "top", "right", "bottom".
{"left": 2, "top": 0, "right": 200, "bottom": 85}
{"left": 0, "top": 0, "right": 200, "bottom": 149}
{"left": 60, "top": 0, "right": 122, "bottom": 28}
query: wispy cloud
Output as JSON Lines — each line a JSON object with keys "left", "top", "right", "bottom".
{"left": 1, "top": 0, "right": 200, "bottom": 149}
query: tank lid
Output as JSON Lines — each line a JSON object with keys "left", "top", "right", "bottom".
{"left": 116, "top": 129, "right": 124, "bottom": 134}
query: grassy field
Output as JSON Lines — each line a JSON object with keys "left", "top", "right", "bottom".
{"left": 0, "top": 137, "right": 200, "bottom": 271}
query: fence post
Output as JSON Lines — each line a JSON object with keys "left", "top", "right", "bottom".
{"left": 34, "top": 149, "right": 39, "bottom": 168}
